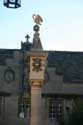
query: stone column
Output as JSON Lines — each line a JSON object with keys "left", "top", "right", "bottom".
{"left": 31, "top": 82, "right": 42, "bottom": 125}
{"left": 27, "top": 19, "right": 48, "bottom": 125}
{"left": 28, "top": 53, "right": 48, "bottom": 125}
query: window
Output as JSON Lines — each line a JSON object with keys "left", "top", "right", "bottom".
{"left": 48, "top": 97, "right": 64, "bottom": 120}
{"left": 0, "top": 96, "right": 5, "bottom": 119}
{"left": 18, "top": 96, "right": 31, "bottom": 118}
{"left": 0, "top": 96, "right": 2, "bottom": 117}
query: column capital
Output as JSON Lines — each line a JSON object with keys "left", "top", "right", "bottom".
{"left": 30, "top": 80, "right": 44, "bottom": 87}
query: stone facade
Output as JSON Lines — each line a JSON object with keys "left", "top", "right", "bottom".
{"left": 0, "top": 38, "right": 83, "bottom": 125}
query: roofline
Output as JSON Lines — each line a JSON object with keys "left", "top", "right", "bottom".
{"left": 0, "top": 48, "right": 21, "bottom": 51}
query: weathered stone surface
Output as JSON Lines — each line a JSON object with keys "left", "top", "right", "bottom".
{"left": 0, "top": 49, "right": 22, "bottom": 95}
{"left": 0, "top": 49, "right": 14, "bottom": 65}
{"left": 0, "top": 49, "right": 83, "bottom": 95}
{"left": 0, "top": 42, "right": 83, "bottom": 125}
{"left": 47, "top": 51, "right": 83, "bottom": 83}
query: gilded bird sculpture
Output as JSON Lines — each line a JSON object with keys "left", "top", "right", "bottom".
{"left": 32, "top": 14, "right": 43, "bottom": 25}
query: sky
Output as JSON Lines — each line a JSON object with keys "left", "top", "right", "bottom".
{"left": 0, "top": 0, "right": 83, "bottom": 51}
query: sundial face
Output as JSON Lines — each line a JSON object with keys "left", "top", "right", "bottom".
{"left": 32, "top": 58, "right": 42, "bottom": 72}
{"left": 4, "top": 68, "right": 15, "bottom": 84}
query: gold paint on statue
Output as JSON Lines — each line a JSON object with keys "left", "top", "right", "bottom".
{"left": 32, "top": 14, "right": 43, "bottom": 25}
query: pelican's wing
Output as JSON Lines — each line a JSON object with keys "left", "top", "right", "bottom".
{"left": 32, "top": 14, "right": 36, "bottom": 22}
{"left": 37, "top": 15, "right": 43, "bottom": 22}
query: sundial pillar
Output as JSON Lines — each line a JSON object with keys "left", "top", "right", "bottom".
{"left": 28, "top": 15, "right": 48, "bottom": 125}
{"left": 29, "top": 51, "right": 47, "bottom": 125}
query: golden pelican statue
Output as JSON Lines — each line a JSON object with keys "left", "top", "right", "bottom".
{"left": 32, "top": 14, "right": 43, "bottom": 25}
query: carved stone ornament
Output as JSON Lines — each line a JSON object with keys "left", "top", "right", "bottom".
{"left": 4, "top": 68, "right": 15, "bottom": 84}
{"left": 32, "top": 58, "right": 42, "bottom": 72}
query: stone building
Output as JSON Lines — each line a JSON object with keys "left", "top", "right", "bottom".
{"left": 0, "top": 26, "right": 83, "bottom": 125}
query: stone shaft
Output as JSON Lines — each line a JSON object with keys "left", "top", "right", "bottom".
{"left": 31, "top": 84, "right": 42, "bottom": 125}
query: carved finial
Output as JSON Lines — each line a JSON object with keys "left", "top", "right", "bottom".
{"left": 31, "top": 14, "right": 43, "bottom": 51}
{"left": 25, "top": 34, "right": 30, "bottom": 42}
{"left": 32, "top": 14, "right": 43, "bottom": 25}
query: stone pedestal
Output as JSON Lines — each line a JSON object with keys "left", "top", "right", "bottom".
{"left": 31, "top": 84, "right": 41, "bottom": 125}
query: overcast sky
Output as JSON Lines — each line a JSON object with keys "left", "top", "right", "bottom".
{"left": 0, "top": 0, "right": 83, "bottom": 51}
